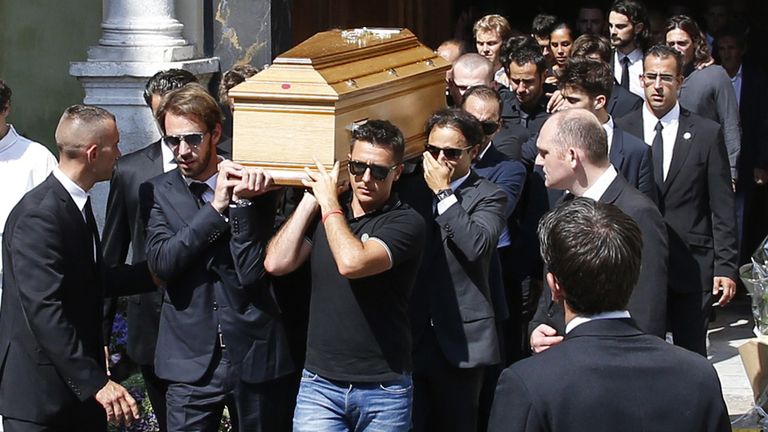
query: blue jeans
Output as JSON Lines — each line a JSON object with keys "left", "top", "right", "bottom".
{"left": 293, "top": 369, "right": 413, "bottom": 432}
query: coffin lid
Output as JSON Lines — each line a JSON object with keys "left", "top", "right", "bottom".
{"left": 228, "top": 28, "right": 447, "bottom": 101}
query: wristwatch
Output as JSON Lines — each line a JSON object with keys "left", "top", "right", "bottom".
{"left": 233, "top": 198, "right": 252, "bottom": 208}
{"left": 436, "top": 188, "right": 453, "bottom": 201}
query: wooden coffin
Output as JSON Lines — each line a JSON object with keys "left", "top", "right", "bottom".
{"left": 229, "top": 27, "right": 449, "bottom": 186}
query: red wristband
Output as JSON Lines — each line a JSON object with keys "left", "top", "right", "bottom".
{"left": 322, "top": 209, "right": 344, "bottom": 224}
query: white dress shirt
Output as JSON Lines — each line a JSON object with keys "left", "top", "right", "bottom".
{"left": 602, "top": 116, "right": 615, "bottom": 155}
{"left": 581, "top": 165, "right": 618, "bottom": 201}
{"left": 641, "top": 102, "right": 680, "bottom": 181}
{"left": 566, "top": 310, "right": 631, "bottom": 334}
{"left": 52, "top": 167, "right": 95, "bottom": 260}
{"left": 730, "top": 65, "right": 743, "bottom": 107}
{"left": 160, "top": 139, "right": 178, "bottom": 174}
{"left": 614, "top": 48, "right": 645, "bottom": 99}
{"left": 436, "top": 171, "right": 471, "bottom": 215}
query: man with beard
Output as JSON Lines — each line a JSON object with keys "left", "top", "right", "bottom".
{"left": 609, "top": 0, "right": 650, "bottom": 98}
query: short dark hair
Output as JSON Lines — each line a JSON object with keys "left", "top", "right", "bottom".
{"left": 501, "top": 37, "right": 547, "bottom": 74}
{"left": 665, "top": 15, "right": 712, "bottom": 68}
{"left": 538, "top": 197, "right": 642, "bottom": 315}
{"left": 557, "top": 56, "right": 614, "bottom": 100}
{"left": 156, "top": 83, "right": 224, "bottom": 135}
{"left": 644, "top": 43, "right": 684, "bottom": 75}
{"left": 461, "top": 85, "right": 503, "bottom": 116}
{"left": 144, "top": 69, "right": 198, "bottom": 106}
{"left": 531, "top": 14, "right": 559, "bottom": 38}
{"left": 571, "top": 34, "right": 613, "bottom": 62}
{"left": 350, "top": 120, "right": 405, "bottom": 163}
{"left": 219, "top": 64, "right": 260, "bottom": 107}
{"left": 426, "top": 108, "right": 485, "bottom": 148}
{"left": 0, "top": 80, "right": 11, "bottom": 111}
{"left": 56, "top": 104, "right": 116, "bottom": 157}
{"left": 610, "top": 0, "right": 651, "bottom": 50}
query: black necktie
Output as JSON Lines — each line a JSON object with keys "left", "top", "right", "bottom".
{"left": 83, "top": 197, "right": 101, "bottom": 263}
{"left": 189, "top": 182, "right": 209, "bottom": 208}
{"left": 652, "top": 121, "right": 664, "bottom": 189}
{"left": 620, "top": 56, "right": 630, "bottom": 90}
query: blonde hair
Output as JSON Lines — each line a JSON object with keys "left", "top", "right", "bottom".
{"left": 473, "top": 14, "right": 512, "bottom": 41}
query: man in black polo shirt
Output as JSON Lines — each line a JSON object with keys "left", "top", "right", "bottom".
{"left": 265, "top": 120, "right": 425, "bottom": 432}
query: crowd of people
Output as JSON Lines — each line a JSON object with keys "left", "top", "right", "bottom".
{"left": 0, "top": 0, "right": 764, "bottom": 431}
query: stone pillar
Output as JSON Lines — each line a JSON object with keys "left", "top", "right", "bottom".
{"left": 70, "top": 0, "right": 219, "bottom": 229}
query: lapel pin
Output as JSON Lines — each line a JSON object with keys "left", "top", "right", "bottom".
{"left": 683, "top": 132, "right": 692, "bottom": 140}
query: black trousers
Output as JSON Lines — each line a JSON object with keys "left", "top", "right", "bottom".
{"left": 412, "top": 327, "right": 485, "bottom": 432}
{"left": 140, "top": 364, "right": 169, "bottom": 432}
{"left": 3, "top": 400, "right": 106, "bottom": 432}
{"left": 668, "top": 289, "right": 712, "bottom": 356}
{"left": 165, "top": 345, "right": 291, "bottom": 432}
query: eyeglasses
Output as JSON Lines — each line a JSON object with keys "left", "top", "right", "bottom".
{"left": 641, "top": 73, "right": 677, "bottom": 85}
{"left": 348, "top": 160, "right": 397, "bottom": 181}
{"left": 480, "top": 120, "right": 500, "bottom": 135}
{"left": 164, "top": 132, "right": 206, "bottom": 150}
{"left": 425, "top": 144, "right": 473, "bottom": 161}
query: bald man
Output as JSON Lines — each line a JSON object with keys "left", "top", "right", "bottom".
{"left": 448, "top": 53, "right": 495, "bottom": 106}
{"left": 0, "top": 105, "right": 152, "bottom": 431}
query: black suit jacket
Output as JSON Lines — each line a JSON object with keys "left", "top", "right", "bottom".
{"left": 489, "top": 318, "right": 730, "bottom": 432}
{"left": 610, "top": 125, "right": 656, "bottom": 204}
{"left": 607, "top": 83, "right": 644, "bottom": 119}
{"left": 0, "top": 175, "right": 151, "bottom": 424}
{"left": 530, "top": 174, "right": 669, "bottom": 337}
{"left": 402, "top": 170, "right": 507, "bottom": 368}
{"left": 140, "top": 170, "right": 293, "bottom": 384}
{"left": 102, "top": 140, "right": 164, "bottom": 365}
{"left": 617, "top": 107, "right": 739, "bottom": 291}
{"left": 737, "top": 63, "right": 768, "bottom": 180}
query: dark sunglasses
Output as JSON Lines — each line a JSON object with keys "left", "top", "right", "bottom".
{"left": 348, "top": 160, "right": 397, "bottom": 181}
{"left": 164, "top": 132, "right": 206, "bottom": 149}
{"left": 425, "top": 144, "right": 472, "bottom": 161}
{"left": 480, "top": 120, "right": 500, "bottom": 135}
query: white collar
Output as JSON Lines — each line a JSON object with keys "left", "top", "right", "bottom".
{"left": 566, "top": 310, "right": 631, "bottom": 333}
{"left": 619, "top": 48, "right": 643, "bottom": 63}
{"left": 733, "top": 65, "right": 743, "bottom": 81}
{"left": 184, "top": 170, "right": 218, "bottom": 191}
{"left": 0, "top": 124, "right": 19, "bottom": 154}
{"left": 581, "top": 165, "right": 617, "bottom": 201}
{"left": 643, "top": 101, "right": 680, "bottom": 126}
{"left": 478, "top": 141, "right": 493, "bottom": 160}
{"left": 53, "top": 166, "right": 89, "bottom": 211}
{"left": 160, "top": 139, "right": 176, "bottom": 166}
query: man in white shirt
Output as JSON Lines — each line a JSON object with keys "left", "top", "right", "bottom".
{"left": 608, "top": 0, "right": 650, "bottom": 98}
{"left": 528, "top": 108, "right": 668, "bottom": 351}
{"left": 0, "top": 79, "right": 57, "bottom": 297}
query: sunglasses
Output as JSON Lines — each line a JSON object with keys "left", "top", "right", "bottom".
{"left": 425, "top": 144, "right": 473, "bottom": 161}
{"left": 480, "top": 120, "right": 499, "bottom": 135}
{"left": 348, "top": 160, "right": 397, "bottom": 181}
{"left": 164, "top": 132, "right": 206, "bottom": 150}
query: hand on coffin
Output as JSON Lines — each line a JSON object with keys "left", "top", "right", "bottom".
{"left": 232, "top": 167, "right": 276, "bottom": 200}
{"left": 302, "top": 158, "right": 344, "bottom": 214}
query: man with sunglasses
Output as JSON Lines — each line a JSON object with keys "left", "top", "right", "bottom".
{"left": 101, "top": 68, "right": 197, "bottom": 432}
{"left": 265, "top": 120, "right": 425, "bottom": 431}
{"left": 139, "top": 83, "right": 293, "bottom": 431}
{"left": 616, "top": 45, "right": 738, "bottom": 356}
{"left": 406, "top": 108, "right": 507, "bottom": 432}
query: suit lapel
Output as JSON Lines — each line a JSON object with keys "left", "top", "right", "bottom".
{"left": 663, "top": 109, "right": 695, "bottom": 195}
{"left": 609, "top": 130, "right": 625, "bottom": 171}
{"left": 159, "top": 169, "right": 201, "bottom": 226}
{"left": 145, "top": 140, "right": 165, "bottom": 172}
{"left": 456, "top": 171, "right": 482, "bottom": 214}
{"left": 598, "top": 175, "right": 624, "bottom": 205}
{"left": 49, "top": 176, "right": 98, "bottom": 269}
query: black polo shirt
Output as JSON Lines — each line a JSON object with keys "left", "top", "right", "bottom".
{"left": 304, "top": 194, "right": 425, "bottom": 382}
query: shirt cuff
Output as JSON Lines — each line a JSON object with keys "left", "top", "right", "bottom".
{"left": 436, "top": 194, "right": 458, "bottom": 215}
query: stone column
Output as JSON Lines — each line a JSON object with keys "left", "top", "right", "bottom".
{"left": 70, "top": 0, "right": 219, "bottom": 229}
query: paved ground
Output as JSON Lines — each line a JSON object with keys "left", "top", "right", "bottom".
{"left": 708, "top": 298, "right": 763, "bottom": 426}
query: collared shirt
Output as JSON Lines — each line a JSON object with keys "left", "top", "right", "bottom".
{"left": 565, "top": 310, "right": 631, "bottom": 334}
{"left": 641, "top": 102, "right": 680, "bottom": 181}
{"left": 160, "top": 139, "right": 178, "bottom": 173}
{"left": 436, "top": 170, "right": 471, "bottom": 215}
{"left": 730, "top": 65, "right": 743, "bottom": 107}
{"left": 582, "top": 165, "right": 618, "bottom": 201}
{"left": 183, "top": 169, "right": 219, "bottom": 204}
{"left": 614, "top": 48, "right": 645, "bottom": 99}
{"left": 53, "top": 167, "right": 95, "bottom": 260}
{"left": 603, "top": 116, "right": 615, "bottom": 154}
{"left": 494, "top": 67, "right": 509, "bottom": 88}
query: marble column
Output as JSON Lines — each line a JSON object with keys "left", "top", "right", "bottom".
{"left": 70, "top": 0, "right": 219, "bottom": 229}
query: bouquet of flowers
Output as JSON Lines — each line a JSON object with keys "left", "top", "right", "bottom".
{"left": 740, "top": 238, "right": 768, "bottom": 336}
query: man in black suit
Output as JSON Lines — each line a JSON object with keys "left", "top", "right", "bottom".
{"left": 616, "top": 45, "right": 738, "bottom": 356}
{"left": 101, "top": 68, "right": 196, "bottom": 432}
{"left": 0, "top": 105, "right": 147, "bottom": 431}
{"left": 488, "top": 198, "right": 730, "bottom": 432}
{"left": 139, "top": 84, "right": 293, "bottom": 431}
{"left": 556, "top": 56, "right": 655, "bottom": 202}
{"left": 528, "top": 109, "right": 668, "bottom": 354}
{"left": 402, "top": 109, "right": 507, "bottom": 432}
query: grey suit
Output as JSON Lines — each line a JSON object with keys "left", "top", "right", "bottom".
{"left": 400, "top": 168, "right": 507, "bottom": 432}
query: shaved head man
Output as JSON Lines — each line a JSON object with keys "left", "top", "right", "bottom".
{"left": 449, "top": 53, "right": 494, "bottom": 106}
